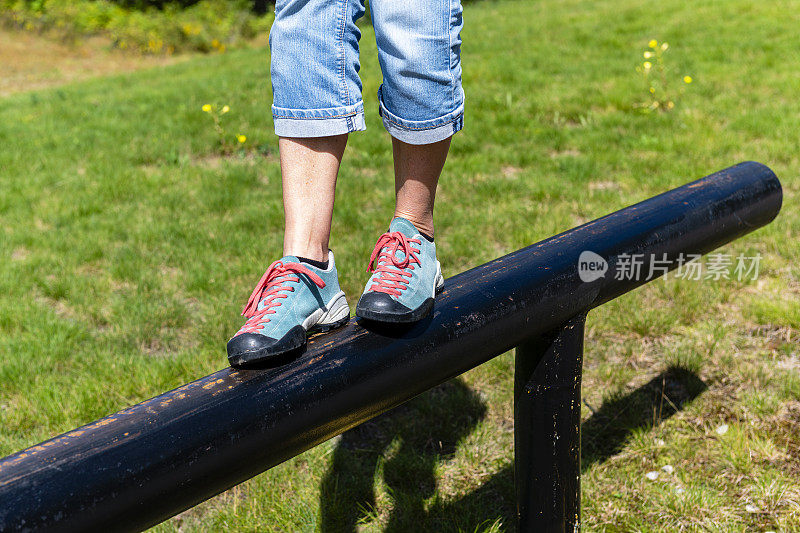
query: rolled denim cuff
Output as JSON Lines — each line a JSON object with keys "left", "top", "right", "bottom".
{"left": 272, "top": 102, "right": 366, "bottom": 137}
{"left": 377, "top": 94, "right": 464, "bottom": 145}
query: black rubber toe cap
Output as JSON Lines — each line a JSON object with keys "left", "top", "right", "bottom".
{"left": 227, "top": 332, "right": 272, "bottom": 355}
{"left": 357, "top": 292, "right": 410, "bottom": 315}
{"left": 356, "top": 292, "right": 435, "bottom": 324}
{"left": 227, "top": 327, "right": 306, "bottom": 367}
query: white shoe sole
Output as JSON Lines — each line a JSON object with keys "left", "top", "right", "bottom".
{"left": 303, "top": 291, "right": 350, "bottom": 333}
{"left": 433, "top": 261, "right": 444, "bottom": 297}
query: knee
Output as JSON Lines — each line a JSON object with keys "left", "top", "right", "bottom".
{"left": 373, "top": 2, "right": 464, "bottom": 122}
{"left": 270, "top": 0, "right": 364, "bottom": 110}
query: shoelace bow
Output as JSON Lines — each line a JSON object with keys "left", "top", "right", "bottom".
{"left": 367, "top": 231, "right": 422, "bottom": 297}
{"left": 238, "top": 261, "right": 325, "bottom": 334}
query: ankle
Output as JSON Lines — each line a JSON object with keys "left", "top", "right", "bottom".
{"left": 283, "top": 245, "right": 328, "bottom": 263}
{"left": 392, "top": 211, "right": 434, "bottom": 239}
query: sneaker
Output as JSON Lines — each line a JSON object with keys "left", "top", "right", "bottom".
{"left": 227, "top": 250, "right": 350, "bottom": 367}
{"left": 355, "top": 217, "right": 444, "bottom": 323}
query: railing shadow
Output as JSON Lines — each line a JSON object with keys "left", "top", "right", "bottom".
{"left": 581, "top": 366, "right": 707, "bottom": 470}
{"left": 319, "top": 366, "right": 706, "bottom": 531}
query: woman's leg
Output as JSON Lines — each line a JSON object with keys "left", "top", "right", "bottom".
{"left": 354, "top": 135, "right": 452, "bottom": 323}
{"left": 354, "top": 0, "right": 463, "bottom": 323}
{"left": 281, "top": 134, "right": 348, "bottom": 263}
{"left": 392, "top": 136, "right": 451, "bottom": 239}
{"left": 228, "top": 0, "right": 365, "bottom": 366}
{"left": 373, "top": 0, "right": 464, "bottom": 239}
{"left": 228, "top": 134, "right": 351, "bottom": 367}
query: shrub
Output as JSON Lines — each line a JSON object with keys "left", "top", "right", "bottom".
{"left": 0, "top": 0, "right": 274, "bottom": 54}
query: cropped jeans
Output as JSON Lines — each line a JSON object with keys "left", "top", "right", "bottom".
{"left": 269, "top": 0, "right": 465, "bottom": 145}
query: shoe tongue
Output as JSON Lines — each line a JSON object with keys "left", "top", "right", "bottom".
{"left": 389, "top": 217, "right": 420, "bottom": 238}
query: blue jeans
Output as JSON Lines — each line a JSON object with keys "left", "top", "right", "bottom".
{"left": 269, "top": 0, "right": 465, "bottom": 145}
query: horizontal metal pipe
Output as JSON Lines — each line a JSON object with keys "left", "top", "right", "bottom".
{"left": 0, "top": 162, "right": 782, "bottom": 532}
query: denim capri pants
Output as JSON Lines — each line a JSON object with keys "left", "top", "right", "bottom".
{"left": 269, "top": 0, "right": 465, "bottom": 145}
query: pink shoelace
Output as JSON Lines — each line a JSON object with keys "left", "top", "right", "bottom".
{"left": 237, "top": 261, "right": 325, "bottom": 334}
{"left": 366, "top": 231, "right": 422, "bottom": 297}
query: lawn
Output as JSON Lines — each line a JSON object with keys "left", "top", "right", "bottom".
{"left": 0, "top": 26, "right": 185, "bottom": 97}
{"left": 1, "top": 0, "right": 798, "bottom": 530}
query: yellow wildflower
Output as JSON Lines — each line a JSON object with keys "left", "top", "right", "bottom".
{"left": 202, "top": 104, "right": 212, "bottom": 113}
{"left": 182, "top": 23, "right": 200, "bottom": 36}
{"left": 661, "top": 42, "right": 669, "bottom": 51}
{"left": 643, "top": 51, "right": 653, "bottom": 59}
{"left": 643, "top": 61, "right": 652, "bottom": 70}
{"left": 650, "top": 87, "right": 656, "bottom": 94}
{"left": 667, "top": 101, "right": 675, "bottom": 109}
{"left": 237, "top": 135, "right": 247, "bottom": 144}
{"left": 221, "top": 105, "right": 230, "bottom": 114}
{"left": 683, "top": 75, "right": 693, "bottom": 84}
{"left": 649, "top": 39, "right": 658, "bottom": 48}
{"left": 211, "top": 39, "right": 221, "bottom": 49}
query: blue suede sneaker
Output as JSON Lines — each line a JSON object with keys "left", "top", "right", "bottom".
{"left": 356, "top": 217, "right": 444, "bottom": 323}
{"left": 227, "top": 250, "right": 350, "bottom": 367}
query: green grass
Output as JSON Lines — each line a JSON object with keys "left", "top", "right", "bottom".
{"left": 1, "top": 0, "right": 799, "bottom": 530}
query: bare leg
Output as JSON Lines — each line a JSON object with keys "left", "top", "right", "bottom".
{"left": 280, "top": 134, "right": 348, "bottom": 262}
{"left": 392, "top": 136, "right": 452, "bottom": 238}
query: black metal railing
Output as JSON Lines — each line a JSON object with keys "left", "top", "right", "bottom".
{"left": 0, "top": 162, "right": 782, "bottom": 532}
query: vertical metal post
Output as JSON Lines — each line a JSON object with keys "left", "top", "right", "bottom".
{"left": 515, "top": 312, "right": 586, "bottom": 533}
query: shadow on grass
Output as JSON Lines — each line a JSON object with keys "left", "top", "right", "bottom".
{"left": 319, "top": 366, "right": 706, "bottom": 532}
{"left": 319, "top": 378, "right": 487, "bottom": 532}
{"left": 581, "top": 366, "right": 707, "bottom": 470}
